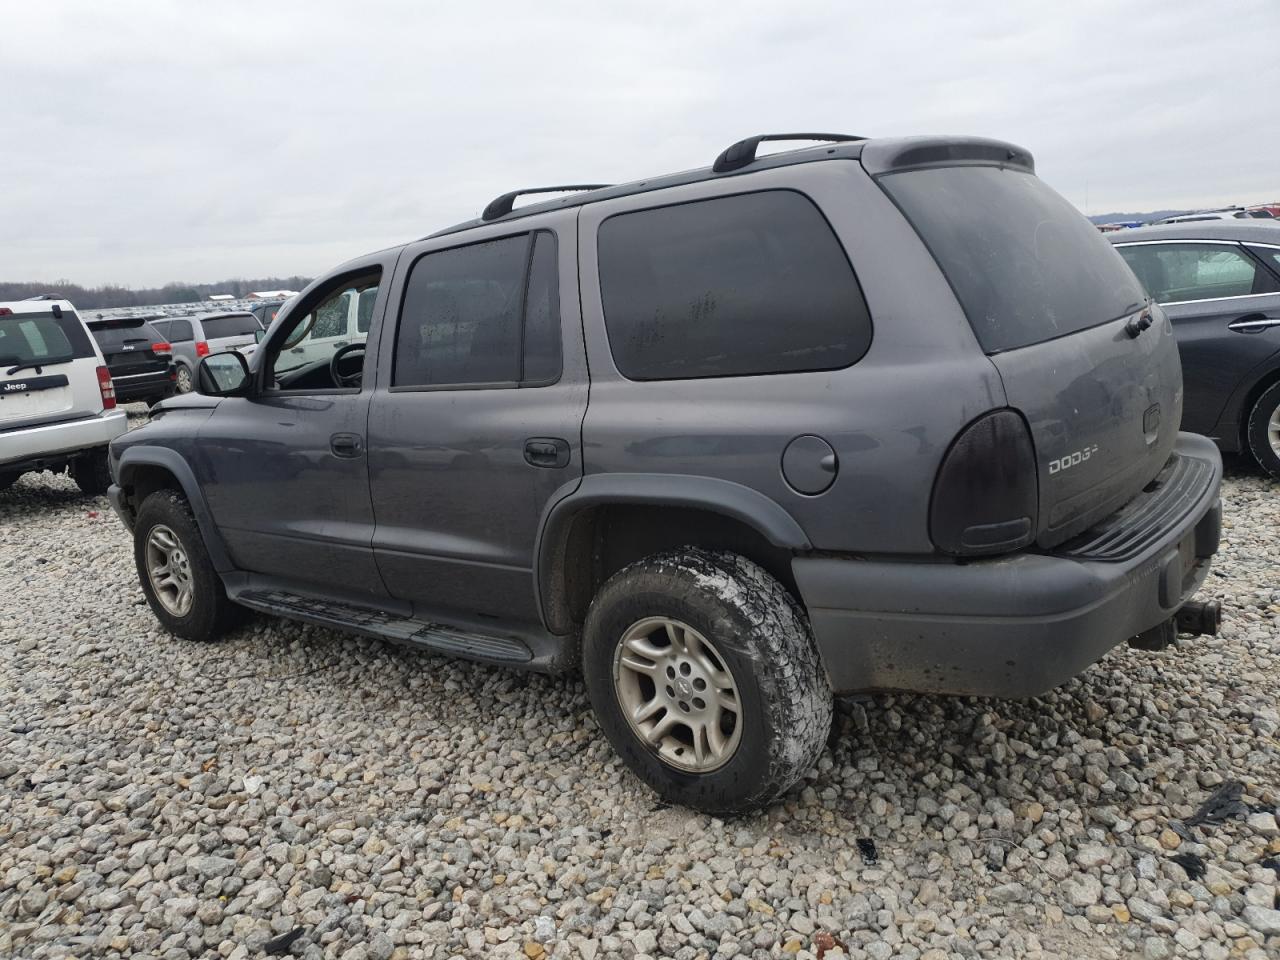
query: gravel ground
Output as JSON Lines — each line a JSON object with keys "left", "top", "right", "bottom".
{"left": 1, "top": 411, "right": 1278, "bottom": 960}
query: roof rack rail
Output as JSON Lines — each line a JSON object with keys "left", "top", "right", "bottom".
{"left": 481, "top": 184, "right": 613, "bottom": 222}
{"left": 711, "top": 133, "right": 867, "bottom": 173}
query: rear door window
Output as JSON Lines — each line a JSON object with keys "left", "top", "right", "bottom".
{"left": 597, "top": 190, "right": 871, "bottom": 380}
{"left": 168, "top": 320, "right": 194, "bottom": 342}
{"left": 878, "top": 166, "right": 1147, "bottom": 353}
{"left": 1117, "top": 243, "right": 1280, "bottom": 303}
{"left": 393, "top": 231, "right": 560, "bottom": 388}
{"left": 201, "top": 314, "right": 260, "bottom": 339}
{"left": 0, "top": 311, "right": 94, "bottom": 368}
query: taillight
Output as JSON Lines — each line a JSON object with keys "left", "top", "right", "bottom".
{"left": 195, "top": 341, "right": 210, "bottom": 357}
{"left": 152, "top": 341, "right": 172, "bottom": 354}
{"left": 96, "top": 365, "right": 117, "bottom": 410}
{"left": 0, "top": 307, "right": 12, "bottom": 316}
{"left": 929, "top": 409, "right": 1038, "bottom": 557}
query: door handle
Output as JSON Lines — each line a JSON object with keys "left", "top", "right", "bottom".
{"left": 291, "top": 346, "right": 306, "bottom": 353}
{"left": 330, "top": 433, "right": 363, "bottom": 458}
{"left": 1227, "top": 314, "right": 1280, "bottom": 333}
{"left": 524, "top": 437, "right": 571, "bottom": 468}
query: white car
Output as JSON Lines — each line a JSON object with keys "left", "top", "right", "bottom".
{"left": 0, "top": 298, "right": 129, "bottom": 494}
{"left": 1154, "top": 208, "right": 1272, "bottom": 225}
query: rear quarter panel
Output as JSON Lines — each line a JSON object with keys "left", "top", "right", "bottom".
{"left": 577, "top": 160, "right": 1004, "bottom": 555}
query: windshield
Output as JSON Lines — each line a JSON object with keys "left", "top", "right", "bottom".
{"left": 201, "top": 314, "right": 260, "bottom": 339}
{"left": 0, "top": 312, "right": 94, "bottom": 368}
{"left": 878, "top": 165, "right": 1147, "bottom": 353}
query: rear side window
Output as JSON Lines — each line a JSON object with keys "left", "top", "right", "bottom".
{"left": 201, "top": 314, "right": 260, "bottom": 339}
{"left": 0, "top": 311, "right": 95, "bottom": 367}
{"left": 393, "top": 230, "right": 561, "bottom": 387}
{"left": 879, "top": 166, "right": 1147, "bottom": 353}
{"left": 1118, "top": 243, "right": 1280, "bottom": 303}
{"left": 168, "top": 320, "right": 194, "bottom": 342}
{"left": 597, "top": 191, "right": 870, "bottom": 380}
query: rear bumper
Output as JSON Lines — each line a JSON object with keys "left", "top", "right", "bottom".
{"left": 794, "top": 432, "right": 1223, "bottom": 698}
{"left": 0, "top": 410, "right": 128, "bottom": 472}
{"left": 111, "top": 370, "right": 174, "bottom": 403}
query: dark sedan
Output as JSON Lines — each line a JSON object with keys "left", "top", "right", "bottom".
{"left": 1109, "top": 221, "right": 1280, "bottom": 478}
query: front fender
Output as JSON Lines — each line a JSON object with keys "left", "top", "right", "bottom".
{"left": 113, "top": 445, "right": 234, "bottom": 572}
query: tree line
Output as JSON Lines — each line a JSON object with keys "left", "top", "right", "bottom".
{"left": 0, "top": 277, "right": 313, "bottom": 309}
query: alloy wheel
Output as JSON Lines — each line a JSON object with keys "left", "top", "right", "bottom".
{"left": 612, "top": 616, "right": 742, "bottom": 773}
{"left": 145, "top": 524, "right": 194, "bottom": 617}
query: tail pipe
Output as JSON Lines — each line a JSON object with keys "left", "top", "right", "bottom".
{"left": 1129, "top": 600, "right": 1221, "bottom": 651}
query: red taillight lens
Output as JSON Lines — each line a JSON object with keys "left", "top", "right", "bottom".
{"left": 96, "top": 365, "right": 117, "bottom": 410}
{"left": 195, "top": 341, "right": 210, "bottom": 357}
{"left": 0, "top": 307, "right": 12, "bottom": 316}
{"left": 152, "top": 342, "right": 172, "bottom": 354}
{"left": 929, "top": 409, "right": 1038, "bottom": 556}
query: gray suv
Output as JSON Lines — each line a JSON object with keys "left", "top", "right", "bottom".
{"left": 107, "top": 134, "right": 1224, "bottom": 812}
{"left": 149, "top": 312, "right": 262, "bottom": 393}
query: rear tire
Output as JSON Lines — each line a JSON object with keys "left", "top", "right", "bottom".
{"left": 175, "top": 365, "right": 193, "bottom": 394}
{"left": 1246, "top": 381, "right": 1280, "bottom": 480}
{"left": 0, "top": 472, "right": 17, "bottom": 491}
{"left": 70, "top": 450, "right": 112, "bottom": 496}
{"left": 582, "top": 548, "right": 832, "bottom": 813}
{"left": 134, "top": 490, "right": 243, "bottom": 642}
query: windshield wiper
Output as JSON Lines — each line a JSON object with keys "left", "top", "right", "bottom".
{"left": 6, "top": 355, "right": 73, "bottom": 376}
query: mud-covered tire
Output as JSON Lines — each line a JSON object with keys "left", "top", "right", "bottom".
{"left": 133, "top": 490, "right": 243, "bottom": 642}
{"left": 70, "top": 449, "right": 112, "bottom": 496}
{"left": 1246, "top": 381, "right": 1280, "bottom": 480}
{"left": 582, "top": 548, "right": 832, "bottom": 813}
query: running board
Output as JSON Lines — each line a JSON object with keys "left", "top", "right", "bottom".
{"left": 233, "top": 588, "right": 533, "bottom": 664}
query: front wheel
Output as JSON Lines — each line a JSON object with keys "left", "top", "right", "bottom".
{"left": 1247, "top": 381, "right": 1280, "bottom": 480}
{"left": 133, "top": 490, "right": 243, "bottom": 641}
{"left": 582, "top": 548, "right": 833, "bottom": 813}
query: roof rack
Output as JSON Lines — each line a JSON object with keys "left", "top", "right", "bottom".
{"left": 711, "top": 133, "right": 866, "bottom": 173}
{"left": 481, "top": 184, "right": 613, "bottom": 222}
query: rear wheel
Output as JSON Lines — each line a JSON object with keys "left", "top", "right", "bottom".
{"left": 70, "top": 450, "right": 112, "bottom": 496}
{"left": 582, "top": 548, "right": 832, "bottom": 813}
{"left": 1246, "top": 381, "right": 1280, "bottom": 480}
{"left": 134, "top": 490, "right": 242, "bottom": 641}
{"left": 175, "top": 365, "right": 194, "bottom": 394}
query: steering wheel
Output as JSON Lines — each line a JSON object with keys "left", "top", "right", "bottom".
{"left": 330, "top": 342, "right": 366, "bottom": 388}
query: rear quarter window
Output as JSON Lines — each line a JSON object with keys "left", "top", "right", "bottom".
{"left": 878, "top": 166, "right": 1147, "bottom": 353}
{"left": 597, "top": 190, "right": 872, "bottom": 380}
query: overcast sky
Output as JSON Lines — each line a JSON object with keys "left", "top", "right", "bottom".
{"left": 3, "top": 1, "right": 1277, "bottom": 287}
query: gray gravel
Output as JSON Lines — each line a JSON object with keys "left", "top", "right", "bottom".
{"left": 1, "top": 415, "right": 1278, "bottom": 959}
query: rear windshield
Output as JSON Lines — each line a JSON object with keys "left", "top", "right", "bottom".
{"left": 201, "top": 314, "right": 259, "bottom": 339}
{"left": 0, "top": 311, "right": 95, "bottom": 368}
{"left": 878, "top": 166, "right": 1147, "bottom": 353}
{"left": 89, "top": 320, "right": 160, "bottom": 351}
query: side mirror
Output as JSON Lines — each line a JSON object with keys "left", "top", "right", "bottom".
{"left": 196, "top": 352, "right": 251, "bottom": 397}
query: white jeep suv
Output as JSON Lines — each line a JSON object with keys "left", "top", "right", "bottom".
{"left": 0, "top": 298, "right": 129, "bottom": 494}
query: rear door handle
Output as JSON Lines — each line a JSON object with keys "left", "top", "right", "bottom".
{"left": 524, "top": 437, "right": 570, "bottom": 468}
{"left": 1227, "top": 313, "right": 1280, "bottom": 333}
{"left": 330, "top": 433, "right": 363, "bottom": 458}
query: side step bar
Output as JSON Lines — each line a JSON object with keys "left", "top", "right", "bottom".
{"left": 233, "top": 588, "right": 533, "bottom": 664}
